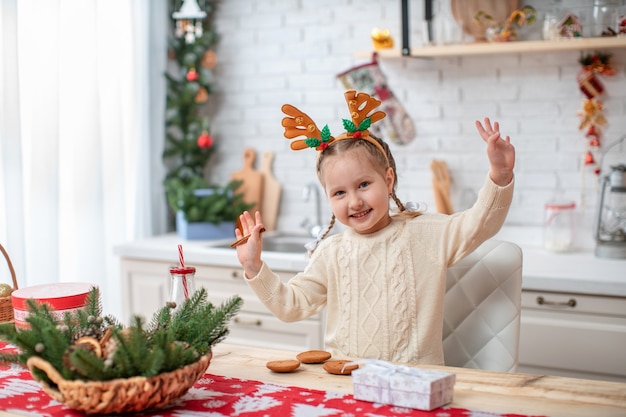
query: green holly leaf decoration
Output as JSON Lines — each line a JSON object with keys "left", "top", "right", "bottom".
{"left": 358, "top": 117, "right": 372, "bottom": 131}
{"left": 305, "top": 138, "right": 321, "bottom": 148}
{"left": 342, "top": 119, "right": 356, "bottom": 133}
{"left": 320, "top": 125, "right": 332, "bottom": 142}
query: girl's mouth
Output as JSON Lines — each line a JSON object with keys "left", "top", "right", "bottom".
{"left": 350, "top": 208, "right": 372, "bottom": 219}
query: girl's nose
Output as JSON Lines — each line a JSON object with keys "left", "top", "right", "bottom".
{"left": 348, "top": 193, "right": 363, "bottom": 210}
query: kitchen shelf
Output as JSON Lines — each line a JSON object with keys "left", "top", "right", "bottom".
{"left": 358, "top": 36, "right": 626, "bottom": 59}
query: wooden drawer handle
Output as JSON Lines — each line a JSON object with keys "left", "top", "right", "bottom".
{"left": 234, "top": 317, "right": 262, "bottom": 326}
{"left": 536, "top": 296, "right": 577, "bottom": 308}
{"left": 231, "top": 270, "right": 241, "bottom": 279}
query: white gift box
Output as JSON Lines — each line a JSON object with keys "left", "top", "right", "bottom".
{"left": 350, "top": 360, "right": 456, "bottom": 411}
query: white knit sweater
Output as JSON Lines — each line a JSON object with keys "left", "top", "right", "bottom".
{"left": 246, "top": 176, "right": 514, "bottom": 365}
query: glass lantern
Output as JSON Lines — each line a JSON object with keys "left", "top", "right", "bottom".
{"left": 595, "top": 163, "right": 626, "bottom": 259}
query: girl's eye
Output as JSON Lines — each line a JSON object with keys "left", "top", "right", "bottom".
{"left": 359, "top": 181, "right": 369, "bottom": 189}
{"left": 334, "top": 190, "right": 345, "bottom": 197}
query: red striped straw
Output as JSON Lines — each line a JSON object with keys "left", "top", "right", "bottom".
{"left": 178, "top": 244, "right": 189, "bottom": 299}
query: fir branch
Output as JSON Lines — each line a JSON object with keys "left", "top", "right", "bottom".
{"left": 147, "top": 304, "right": 173, "bottom": 333}
{"left": 69, "top": 348, "right": 108, "bottom": 381}
{"left": 187, "top": 295, "right": 243, "bottom": 353}
{"left": 0, "top": 286, "right": 243, "bottom": 381}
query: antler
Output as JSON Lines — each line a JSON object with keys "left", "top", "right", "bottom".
{"left": 281, "top": 104, "right": 323, "bottom": 150}
{"left": 343, "top": 90, "right": 386, "bottom": 128}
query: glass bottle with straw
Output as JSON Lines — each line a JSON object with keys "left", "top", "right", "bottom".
{"left": 169, "top": 244, "right": 196, "bottom": 311}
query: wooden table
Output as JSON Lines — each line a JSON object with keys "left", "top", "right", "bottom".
{"left": 1, "top": 342, "right": 624, "bottom": 417}
{"left": 207, "top": 343, "right": 626, "bottom": 417}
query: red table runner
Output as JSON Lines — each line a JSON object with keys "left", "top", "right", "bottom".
{"left": 0, "top": 342, "right": 542, "bottom": 417}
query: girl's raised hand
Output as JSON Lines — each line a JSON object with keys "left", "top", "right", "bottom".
{"left": 475, "top": 117, "right": 515, "bottom": 186}
{"left": 234, "top": 211, "right": 265, "bottom": 278}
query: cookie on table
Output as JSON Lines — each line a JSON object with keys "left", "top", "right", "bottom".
{"left": 296, "top": 350, "right": 332, "bottom": 364}
{"left": 266, "top": 359, "right": 300, "bottom": 373}
{"left": 323, "top": 359, "right": 358, "bottom": 375}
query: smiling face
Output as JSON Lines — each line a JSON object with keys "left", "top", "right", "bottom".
{"left": 319, "top": 146, "right": 394, "bottom": 235}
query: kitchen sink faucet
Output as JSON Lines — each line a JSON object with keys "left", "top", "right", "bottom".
{"left": 302, "top": 182, "right": 323, "bottom": 238}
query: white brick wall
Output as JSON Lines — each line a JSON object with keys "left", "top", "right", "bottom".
{"left": 207, "top": 0, "right": 626, "bottom": 249}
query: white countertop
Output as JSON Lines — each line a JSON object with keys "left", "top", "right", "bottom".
{"left": 113, "top": 233, "right": 310, "bottom": 272}
{"left": 114, "top": 229, "right": 626, "bottom": 298}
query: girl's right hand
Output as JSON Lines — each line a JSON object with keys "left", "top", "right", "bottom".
{"left": 235, "top": 211, "right": 265, "bottom": 278}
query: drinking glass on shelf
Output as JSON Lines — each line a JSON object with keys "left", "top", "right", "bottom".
{"left": 618, "top": 6, "right": 626, "bottom": 36}
{"left": 590, "top": 0, "right": 620, "bottom": 37}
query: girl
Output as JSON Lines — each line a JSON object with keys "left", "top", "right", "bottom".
{"left": 234, "top": 90, "right": 514, "bottom": 365}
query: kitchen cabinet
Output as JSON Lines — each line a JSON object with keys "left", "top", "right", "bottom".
{"left": 518, "top": 290, "right": 626, "bottom": 382}
{"left": 120, "top": 255, "right": 324, "bottom": 352}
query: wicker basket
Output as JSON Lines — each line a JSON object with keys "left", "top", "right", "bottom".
{"left": 0, "top": 243, "right": 18, "bottom": 323}
{"left": 26, "top": 353, "right": 212, "bottom": 414}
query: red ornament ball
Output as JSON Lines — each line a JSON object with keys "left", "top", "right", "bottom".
{"left": 186, "top": 68, "right": 199, "bottom": 82}
{"left": 197, "top": 132, "right": 213, "bottom": 149}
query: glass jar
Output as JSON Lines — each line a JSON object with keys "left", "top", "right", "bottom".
{"left": 543, "top": 201, "right": 576, "bottom": 253}
{"left": 169, "top": 266, "right": 196, "bottom": 311}
{"left": 542, "top": 12, "right": 560, "bottom": 40}
{"left": 591, "top": 0, "right": 620, "bottom": 37}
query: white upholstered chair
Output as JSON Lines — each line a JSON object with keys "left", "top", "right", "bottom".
{"left": 443, "top": 239, "right": 523, "bottom": 372}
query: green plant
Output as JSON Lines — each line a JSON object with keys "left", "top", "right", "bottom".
{"left": 165, "top": 176, "right": 252, "bottom": 224}
{"left": 0, "top": 287, "right": 242, "bottom": 382}
{"left": 163, "top": 0, "right": 250, "bottom": 225}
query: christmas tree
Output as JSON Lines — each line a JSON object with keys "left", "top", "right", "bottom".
{"left": 163, "top": 0, "right": 250, "bottom": 226}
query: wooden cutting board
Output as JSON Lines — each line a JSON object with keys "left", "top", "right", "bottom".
{"left": 259, "top": 151, "right": 282, "bottom": 231}
{"left": 231, "top": 148, "right": 263, "bottom": 215}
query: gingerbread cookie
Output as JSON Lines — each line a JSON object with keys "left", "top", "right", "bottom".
{"left": 296, "top": 350, "right": 332, "bottom": 364}
{"left": 266, "top": 359, "right": 300, "bottom": 373}
{"left": 323, "top": 359, "right": 358, "bottom": 375}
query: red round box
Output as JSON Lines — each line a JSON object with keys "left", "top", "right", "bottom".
{"left": 12, "top": 282, "right": 94, "bottom": 329}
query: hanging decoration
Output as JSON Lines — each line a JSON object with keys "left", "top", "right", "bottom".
{"left": 576, "top": 52, "right": 615, "bottom": 176}
{"left": 337, "top": 53, "right": 415, "bottom": 145}
{"left": 172, "top": 0, "right": 207, "bottom": 44}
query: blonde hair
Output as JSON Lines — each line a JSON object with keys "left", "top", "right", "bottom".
{"left": 314, "top": 134, "right": 420, "bottom": 244}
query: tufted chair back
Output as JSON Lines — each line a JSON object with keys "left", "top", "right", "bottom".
{"left": 443, "top": 240, "right": 523, "bottom": 372}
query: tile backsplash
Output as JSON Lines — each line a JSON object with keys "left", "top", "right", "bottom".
{"left": 198, "top": 0, "right": 626, "bottom": 250}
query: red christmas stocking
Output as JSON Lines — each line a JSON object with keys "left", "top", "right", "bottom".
{"left": 337, "top": 53, "right": 415, "bottom": 145}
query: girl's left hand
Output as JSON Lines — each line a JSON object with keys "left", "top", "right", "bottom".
{"left": 475, "top": 117, "right": 515, "bottom": 186}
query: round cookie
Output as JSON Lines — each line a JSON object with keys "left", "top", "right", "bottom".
{"left": 266, "top": 359, "right": 301, "bottom": 373}
{"left": 323, "top": 359, "right": 358, "bottom": 375}
{"left": 296, "top": 350, "right": 332, "bottom": 364}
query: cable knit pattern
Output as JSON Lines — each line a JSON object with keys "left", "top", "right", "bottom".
{"left": 388, "top": 239, "right": 411, "bottom": 361}
{"left": 335, "top": 242, "right": 352, "bottom": 356}
{"left": 246, "top": 175, "right": 514, "bottom": 365}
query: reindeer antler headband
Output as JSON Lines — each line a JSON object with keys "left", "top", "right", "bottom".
{"left": 281, "top": 90, "right": 388, "bottom": 163}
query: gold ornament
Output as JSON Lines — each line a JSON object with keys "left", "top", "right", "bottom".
{"left": 195, "top": 87, "right": 209, "bottom": 103}
{"left": 201, "top": 50, "right": 217, "bottom": 69}
{"left": 371, "top": 28, "right": 394, "bottom": 50}
{"left": 0, "top": 283, "right": 12, "bottom": 297}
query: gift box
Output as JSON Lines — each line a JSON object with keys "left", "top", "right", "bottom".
{"left": 350, "top": 360, "right": 455, "bottom": 411}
